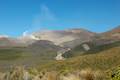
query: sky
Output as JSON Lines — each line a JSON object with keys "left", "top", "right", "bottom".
{"left": 0, "top": 0, "right": 120, "bottom": 37}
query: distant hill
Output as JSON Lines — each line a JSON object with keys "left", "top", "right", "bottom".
{"left": 0, "top": 36, "right": 25, "bottom": 48}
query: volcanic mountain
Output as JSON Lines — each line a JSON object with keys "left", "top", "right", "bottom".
{"left": 31, "top": 28, "right": 96, "bottom": 47}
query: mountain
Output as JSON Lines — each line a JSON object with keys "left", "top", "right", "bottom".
{"left": 0, "top": 26, "right": 120, "bottom": 49}
{"left": 32, "top": 28, "right": 96, "bottom": 47}
{"left": 0, "top": 26, "right": 120, "bottom": 51}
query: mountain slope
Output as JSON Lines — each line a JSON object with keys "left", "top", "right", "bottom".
{"left": 100, "top": 25, "right": 120, "bottom": 40}
{"left": 63, "top": 40, "right": 120, "bottom": 58}
{"left": 32, "top": 28, "right": 96, "bottom": 46}
{"left": 38, "top": 43, "right": 120, "bottom": 72}
{"left": 27, "top": 40, "right": 61, "bottom": 58}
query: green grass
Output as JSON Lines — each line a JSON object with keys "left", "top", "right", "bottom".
{"left": 0, "top": 47, "right": 57, "bottom": 71}
{"left": 0, "top": 46, "right": 57, "bottom": 60}
{"left": 0, "top": 48, "right": 24, "bottom": 60}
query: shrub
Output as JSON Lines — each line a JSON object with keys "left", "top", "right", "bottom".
{"left": 109, "top": 66, "right": 120, "bottom": 80}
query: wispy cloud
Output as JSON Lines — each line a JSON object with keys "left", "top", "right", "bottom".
{"left": 40, "top": 4, "right": 56, "bottom": 21}
{"left": 30, "top": 4, "right": 57, "bottom": 32}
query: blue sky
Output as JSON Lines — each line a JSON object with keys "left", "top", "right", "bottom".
{"left": 0, "top": 0, "right": 120, "bottom": 37}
